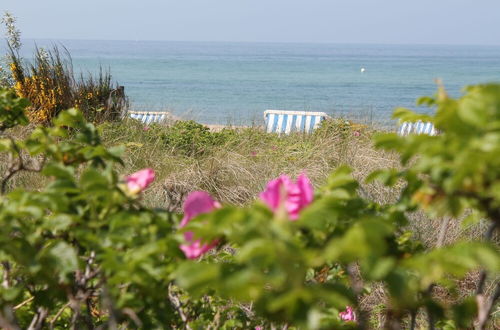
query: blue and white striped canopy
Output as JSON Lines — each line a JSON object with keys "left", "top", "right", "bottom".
{"left": 264, "top": 110, "right": 329, "bottom": 134}
{"left": 397, "top": 121, "right": 438, "bottom": 136}
{"left": 128, "top": 111, "right": 167, "bottom": 124}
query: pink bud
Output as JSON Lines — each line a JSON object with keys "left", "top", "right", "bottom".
{"left": 125, "top": 168, "right": 155, "bottom": 194}
{"left": 179, "top": 191, "right": 220, "bottom": 259}
{"left": 259, "top": 173, "right": 313, "bottom": 220}
{"left": 339, "top": 306, "right": 357, "bottom": 322}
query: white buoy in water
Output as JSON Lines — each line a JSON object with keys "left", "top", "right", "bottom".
{"left": 360, "top": 67, "right": 366, "bottom": 73}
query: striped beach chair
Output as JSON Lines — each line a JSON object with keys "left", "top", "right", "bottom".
{"left": 264, "top": 110, "right": 329, "bottom": 134}
{"left": 397, "top": 121, "right": 438, "bottom": 136}
{"left": 128, "top": 111, "right": 168, "bottom": 125}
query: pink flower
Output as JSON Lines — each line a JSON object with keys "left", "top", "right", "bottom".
{"left": 125, "top": 168, "right": 155, "bottom": 194}
{"left": 259, "top": 173, "right": 313, "bottom": 220}
{"left": 339, "top": 306, "right": 357, "bottom": 322}
{"left": 353, "top": 130, "right": 361, "bottom": 137}
{"left": 255, "top": 327, "right": 263, "bottom": 330}
{"left": 179, "top": 191, "right": 220, "bottom": 259}
{"left": 143, "top": 126, "right": 150, "bottom": 131}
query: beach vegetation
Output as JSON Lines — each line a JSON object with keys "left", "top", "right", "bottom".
{"left": 0, "top": 84, "right": 499, "bottom": 329}
{"left": 0, "top": 11, "right": 20, "bottom": 88}
{"left": 8, "top": 46, "right": 128, "bottom": 124}
{"left": 1, "top": 12, "right": 128, "bottom": 125}
{"left": 158, "top": 120, "right": 236, "bottom": 156}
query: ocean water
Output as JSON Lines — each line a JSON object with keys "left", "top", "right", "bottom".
{"left": 8, "top": 40, "right": 500, "bottom": 126}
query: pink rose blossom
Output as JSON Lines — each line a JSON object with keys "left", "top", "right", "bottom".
{"left": 353, "top": 130, "right": 361, "bottom": 137}
{"left": 339, "top": 306, "right": 357, "bottom": 322}
{"left": 143, "top": 126, "right": 150, "bottom": 131}
{"left": 125, "top": 168, "right": 155, "bottom": 194}
{"left": 259, "top": 173, "right": 313, "bottom": 220}
{"left": 179, "top": 191, "right": 220, "bottom": 259}
{"left": 255, "top": 327, "right": 263, "bottom": 330}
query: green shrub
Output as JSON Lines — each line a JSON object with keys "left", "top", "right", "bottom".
{"left": 161, "top": 120, "right": 235, "bottom": 156}
{"left": 176, "top": 84, "right": 500, "bottom": 329}
{"left": 0, "top": 88, "right": 28, "bottom": 131}
{"left": 1, "top": 84, "right": 499, "bottom": 329}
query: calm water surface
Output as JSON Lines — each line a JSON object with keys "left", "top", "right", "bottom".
{"left": 9, "top": 40, "right": 500, "bottom": 125}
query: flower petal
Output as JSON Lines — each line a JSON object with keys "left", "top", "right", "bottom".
{"left": 339, "top": 306, "right": 357, "bottom": 322}
{"left": 125, "top": 168, "right": 155, "bottom": 193}
{"left": 260, "top": 173, "right": 314, "bottom": 221}
{"left": 180, "top": 191, "right": 219, "bottom": 228}
{"left": 179, "top": 191, "right": 220, "bottom": 259}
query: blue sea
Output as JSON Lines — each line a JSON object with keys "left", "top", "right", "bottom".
{"left": 8, "top": 39, "right": 500, "bottom": 126}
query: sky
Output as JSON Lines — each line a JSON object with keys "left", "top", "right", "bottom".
{"left": 3, "top": 0, "right": 500, "bottom": 45}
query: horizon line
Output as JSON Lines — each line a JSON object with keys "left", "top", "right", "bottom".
{"left": 15, "top": 37, "right": 500, "bottom": 48}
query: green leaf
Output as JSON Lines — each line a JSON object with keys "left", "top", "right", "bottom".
{"left": 48, "top": 242, "right": 78, "bottom": 282}
{"left": 416, "top": 96, "right": 436, "bottom": 106}
{"left": 0, "top": 138, "right": 16, "bottom": 153}
{"left": 392, "top": 107, "right": 433, "bottom": 123}
{"left": 42, "top": 162, "right": 75, "bottom": 180}
{"left": 366, "top": 169, "right": 400, "bottom": 186}
{"left": 45, "top": 214, "right": 73, "bottom": 232}
{"left": 325, "top": 218, "right": 393, "bottom": 262}
{"left": 53, "top": 108, "right": 85, "bottom": 128}
{"left": 373, "top": 132, "right": 405, "bottom": 151}
{"left": 175, "top": 262, "right": 220, "bottom": 296}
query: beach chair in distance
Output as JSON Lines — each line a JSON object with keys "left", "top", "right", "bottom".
{"left": 128, "top": 111, "right": 168, "bottom": 125}
{"left": 397, "top": 121, "right": 438, "bottom": 136}
{"left": 264, "top": 110, "right": 330, "bottom": 134}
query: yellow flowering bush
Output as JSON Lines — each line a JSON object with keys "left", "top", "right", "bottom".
{"left": 8, "top": 46, "right": 128, "bottom": 124}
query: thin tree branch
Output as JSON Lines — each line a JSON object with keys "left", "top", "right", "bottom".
{"left": 474, "top": 221, "right": 498, "bottom": 329}
{"left": 425, "top": 284, "right": 436, "bottom": 330}
{"left": 2, "top": 261, "right": 11, "bottom": 288}
{"left": 476, "top": 283, "right": 500, "bottom": 330}
{"left": 122, "top": 308, "right": 143, "bottom": 328}
{"left": 346, "top": 263, "right": 368, "bottom": 330}
{"left": 476, "top": 222, "right": 497, "bottom": 296}
{"left": 101, "top": 284, "right": 119, "bottom": 330}
{"left": 49, "top": 302, "right": 71, "bottom": 330}
{"left": 13, "top": 296, "right": 34, "bottom": 310}
{"left": 409, "top": 310, "right": 417, "bottom": 330}
{"left": 70, "top": 251, "right": 98, "bottom": 330}
{"left": 168, "top": 283, "right": 192, "bottom": 330}
{"left": 1, "top": 142, "right": 46, "bottom": 195}
{"left": 27, "top": 307, "right": 48, "bottom": 330}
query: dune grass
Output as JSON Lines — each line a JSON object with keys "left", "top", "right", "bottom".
{"left": 98, "top": 118, "right": 393, "bottom": 207}
{"left": 3, "top": 117, "right": 485, "bottom": 246}
{"left": 99, "top": 118, "right": 497, "bottom": 327}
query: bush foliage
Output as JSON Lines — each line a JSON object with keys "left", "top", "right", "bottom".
{"left": 0, "top": 84, "right": 499, "bottom": 329}
{"left": 159, "top": 120, "right": 236, "bottom": 156}
{"left": 8, "top": 46, "right": 128, "bottom": 125}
